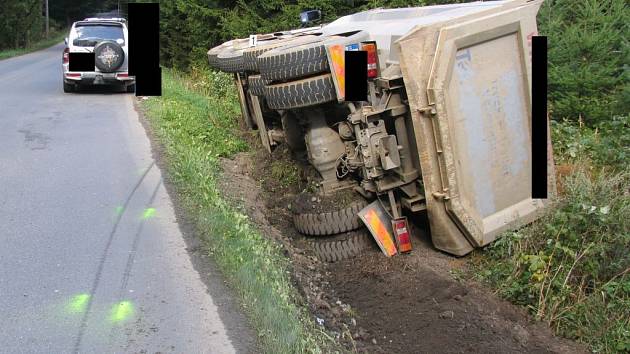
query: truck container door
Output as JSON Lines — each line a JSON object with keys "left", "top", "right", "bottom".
{"left": 397, "top": 0, "right": 555, "bottom": 255}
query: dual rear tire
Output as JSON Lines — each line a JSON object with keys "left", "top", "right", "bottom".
{"left": 293, "top": 197, "right": 376, "bottom": 262}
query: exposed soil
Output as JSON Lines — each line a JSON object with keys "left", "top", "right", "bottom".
{"left": 218, "top": 139, "right": 586, "bottom": 354}
{"left": 292, "top": 188, "right": 361, "bottom": 214}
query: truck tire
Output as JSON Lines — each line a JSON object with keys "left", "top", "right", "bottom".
{"left": 212, "top": 34, "right": 280, "bottom": 72}
{"left": 293, "top": 200, "right": 367, "bottom": 236}
{"left": 242, "top": 38, "right": 284, "bottom": 72}
{"left": 310, "top": 229, "right": 375, "bottom": 262}
{"left": 248, "top": 74, "right": 269, "bottom": 96}
{"left": 208, "top": 40, "right": 236, "bottom": 70}
{"left": 216, "top": 46, "right": 246, "bottom": 73}
{"left": 243, "top": 35, "right": 321, "bottom": 72}
{"left": 257, "top": 31, "right": 368, "bottom": 82}
{"left": 264, "top": 73, "right": 336, "bottom": 110}
{"left": 258, "top": 40, "right": 328, "bottom": 81}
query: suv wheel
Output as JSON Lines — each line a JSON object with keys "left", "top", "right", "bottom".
{"left": 63, "top": 82, "right": 74, "bottom": 93}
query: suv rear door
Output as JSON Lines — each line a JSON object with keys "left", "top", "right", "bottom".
{"left": 397, "top": 0, "right": 554, "bottom": 255}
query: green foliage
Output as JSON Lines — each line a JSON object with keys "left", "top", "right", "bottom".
{"left": 158, "top": 0, "right": 470, "bottom": 71}
{"left": 140, "top": 68, "right": 335, "bottom": 353}
{"left": 0, "top": 1, "right": 48, "bottom": 50}
{"left": 0, "top": 29, "right": 67, "bottom": 61}
{"left": 539, "top": 0, "right": 629, "bottom": 125}
{"left": 474, "top": 163, "right": 630, "bottom": 352}
{"left": 551, "top": 114, "right": 629, "bottom": 169}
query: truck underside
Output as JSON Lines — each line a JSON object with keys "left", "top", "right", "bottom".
{"left": 208, "top": 0, "right": 554, "bottom": 259}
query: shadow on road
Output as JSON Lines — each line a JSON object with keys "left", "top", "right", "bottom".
{"left": 69, "top": 84, "right": 134, "bottom": 95}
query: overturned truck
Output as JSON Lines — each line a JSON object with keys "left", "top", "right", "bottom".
{"left": 208, "top": 0, "right": 554, "bottom": 259}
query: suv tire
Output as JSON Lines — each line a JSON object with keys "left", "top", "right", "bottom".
{"left": 94, "top": 40, "right": 125, "bottom": 73}
{"left": 63, "top": 82, "right": 74, "bottom": 93}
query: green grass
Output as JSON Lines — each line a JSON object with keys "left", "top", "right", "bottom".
{"left": 472, "top": 120, "right": 630, "bottom": 353}
{"left": 0, "top": 30, "right": 67, "bottom": 61}
{"left": 140, "top": 67, "right": 335, "bottom": 353}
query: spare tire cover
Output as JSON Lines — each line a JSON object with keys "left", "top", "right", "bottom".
{"left": 94, "top": 41, "right": 125, "bottom": 73}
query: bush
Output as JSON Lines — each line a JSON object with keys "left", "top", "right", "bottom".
{"left": 552, "top": 114, "right": 629, "bottom": 169}
{"left": 539, "top": 0, "right": 629, "bottom": 125}
{"left": 474, "top": 164, "right": 630, "bottom": 352}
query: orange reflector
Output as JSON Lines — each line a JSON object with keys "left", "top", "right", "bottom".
{"left": 361, "top": 206, "right": 397, "bottom": 257}
{"left": 392, "top": 217, "right": 412, "bottom": 253}
{"left": 328, "top": 44, "right": 345, "bottom": 100}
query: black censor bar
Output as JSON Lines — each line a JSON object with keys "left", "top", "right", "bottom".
{"left": 128, "top": 3, "right": 161, "bottom": 96}
{"left": 68, "top": 52, "right": 94, "bottom": 72}
{"left": 344, "top": 50, "right": 367, "bottom": 102}
{"left": 531, "top": 35, "right": 548, "bottom": 199}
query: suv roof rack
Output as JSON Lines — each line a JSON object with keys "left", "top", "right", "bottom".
{"left": 82, "top": 17, "right": 126, "bottom": 23}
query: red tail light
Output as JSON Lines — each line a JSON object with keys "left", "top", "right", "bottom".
{"left": 392, "top": 217, "right": 412, "bottom": 253}
{"left": 361, "top": 42, "right": 378, "bottom": 79}
{"left": 63, "top": 48, "right": 69, "bottom": 64}
{"left": 117, "top": 72, "right": 129, "bottom": 78}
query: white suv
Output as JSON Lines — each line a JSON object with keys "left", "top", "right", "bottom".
{"left": 62, "top": 18, "right": 135, "bottom": 93}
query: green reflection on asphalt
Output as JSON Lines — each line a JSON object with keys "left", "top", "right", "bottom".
{"left": 110, "top": 301, "right": 134, "bottom": 323}
{"left": 115, "top": 206, "right": 124, "bottom": 215}
{"left": 142, "top": 208, "right": 156, "bottom": 219}
{"left": 66, "top": 294, "right": 90, "bottom": 314}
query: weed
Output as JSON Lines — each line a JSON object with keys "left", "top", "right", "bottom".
{"left": 269, "top": 159, "right": 300, "bottom": 189}
{"left": 552, "top": 115, "right": 629, "bottom": 169}
{"left": 0, "top": 30, "right": 67, "bottom": 61}
{"left": 473, "top": 163, "right": 630, "bottom": 352}
{"left": 141, "top": 69, "right": 334, "bottom": 353}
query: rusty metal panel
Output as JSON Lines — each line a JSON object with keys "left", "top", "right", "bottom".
{"left": 397, "top": 0, "right": 553, "bottom": 255}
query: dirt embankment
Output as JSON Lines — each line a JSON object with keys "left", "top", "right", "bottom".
{"left": 218, "top": 143, "right": 586, "bottom": 354}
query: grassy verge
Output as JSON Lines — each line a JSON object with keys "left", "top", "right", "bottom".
{"left": 471, "top": 117, "right": 630, "bottom": 352}
{"left": 139, "top": 67, "right": 333, "bottom": 353}
{"left": 0, "top": 30, "right": 67, "bottom": 61}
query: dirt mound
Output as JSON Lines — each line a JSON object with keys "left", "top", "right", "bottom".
{"left": 292, "top": 189, "right": 361, "bottom": 214}
{"left": 218, "top": 150, "right": 586, "bottom": 354}
{"left": 328, "top": 250, "right": 583, "bottom": 353}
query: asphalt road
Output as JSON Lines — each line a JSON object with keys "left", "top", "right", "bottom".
{"left": 0, "top": 43, "right": 254, "bottom": 353}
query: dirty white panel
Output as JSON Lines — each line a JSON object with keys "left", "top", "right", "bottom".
{"left": 446, "top": 33, "right": 531, "bottom": 222}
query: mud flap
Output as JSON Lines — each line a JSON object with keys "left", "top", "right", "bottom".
{"left": 358, "top": 201, "right": 397, "bottom": 257}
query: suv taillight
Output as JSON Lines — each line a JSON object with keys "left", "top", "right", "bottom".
{"left": 361, "top": 42, "right": 378, "bottom": 79}
{"left": 63, "top": 48, "right": 69, "bottom": 64}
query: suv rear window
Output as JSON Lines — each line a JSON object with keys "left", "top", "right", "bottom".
{"left": 73, "top": 24, "right": 124, "bottom": 47}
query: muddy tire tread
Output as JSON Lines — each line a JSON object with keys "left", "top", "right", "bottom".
{"left": 258, "top": 43, "right": 329, "bottom": 81}
{"left": 293, "top": 200, "right": 367, "bottom": 236}
{"left": 310, "top": 229, "right": 373, "bottom": 263}
{"left": 248, "top": 74, "right": 269, "bottom": 96}
{"left": 264, "top": 74, "right": 335, "bottom": 110}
